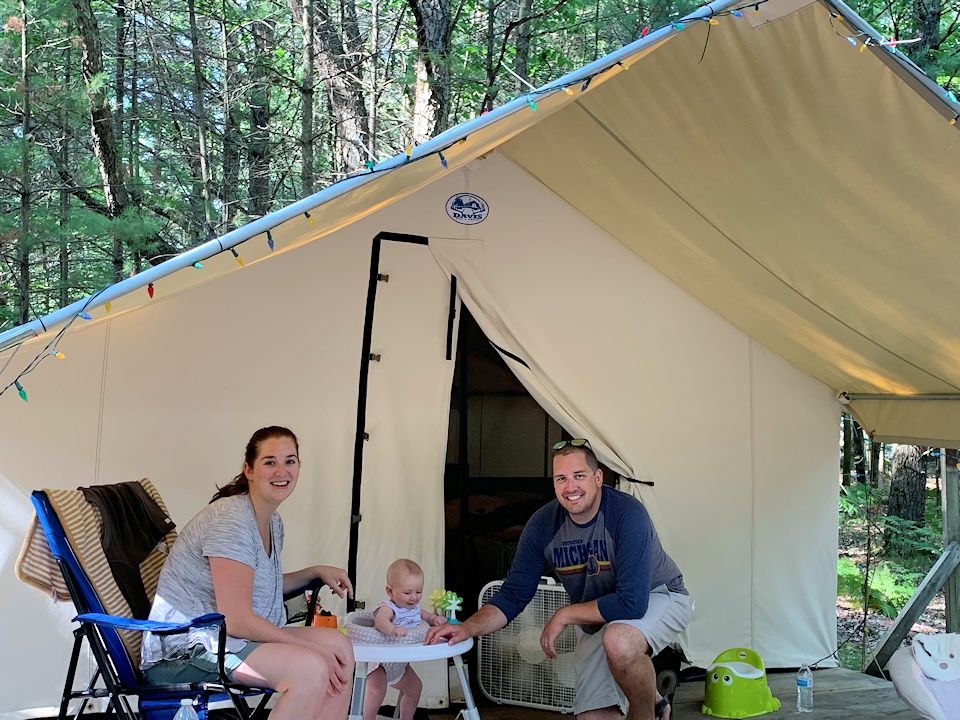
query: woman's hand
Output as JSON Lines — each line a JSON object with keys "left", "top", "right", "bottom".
{"left": 317, "top": 640, "right": 352, "bottom": 694}
{"left": 317, "top": 565, "right": 354, "bottom": 599}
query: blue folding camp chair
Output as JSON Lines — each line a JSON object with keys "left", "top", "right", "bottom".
{"left": 23, "top": 481, "right": 320, "bottom": 720}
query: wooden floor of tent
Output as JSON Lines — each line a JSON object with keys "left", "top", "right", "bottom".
{"left": 424, "top": 667, "right": 922, "bottom": 719}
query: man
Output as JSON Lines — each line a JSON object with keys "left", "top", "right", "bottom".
{"left": 425, "top": 439, "right": 691, "bottom": 720}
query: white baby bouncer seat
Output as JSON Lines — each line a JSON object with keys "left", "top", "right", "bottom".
{"left": 889, "top": 633, "right": 960, "bottom": 720}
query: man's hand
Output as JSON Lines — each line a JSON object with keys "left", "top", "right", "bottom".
{"left": 540, "top": 609, "right": 569, "bottom": 659}
{"left": 425, "top": 622, "right": 471, "bottom": 645}
{"left": 317, "top": 565, "right": 354, "bottom": 599}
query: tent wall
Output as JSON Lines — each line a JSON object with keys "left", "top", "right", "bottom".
{"left": 428, "top": 153, "right": 839, "bottom": 666}
{"left": 0, "top": 152, "right": 837, "bottom": 715}
{"left": 0, "top": 214, "right": 451, "bottom": 714}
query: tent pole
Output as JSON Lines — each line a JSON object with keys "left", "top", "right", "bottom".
{"left": 347, "top": 234, "right": 383, "bottom": 610}
{"left": 347, "top": 232, "right": 429, "bottom": 610}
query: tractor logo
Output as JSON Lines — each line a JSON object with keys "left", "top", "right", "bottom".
{"left": 446, "top": 193, "right": 489, "bottom": 225}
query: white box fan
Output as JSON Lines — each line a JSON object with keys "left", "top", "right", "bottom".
{"left": 478, "top": 577, "right": 577, "bottom": 713}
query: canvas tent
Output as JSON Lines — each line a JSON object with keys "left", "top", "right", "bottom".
{"left": 1, "top": 0, "right": 959, "bottom": 713}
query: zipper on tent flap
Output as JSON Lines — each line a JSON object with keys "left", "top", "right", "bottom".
{"left": 488, "top": 339, "right": 530, "bottom": 369}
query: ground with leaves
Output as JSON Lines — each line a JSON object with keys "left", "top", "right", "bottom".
{"left": 835, "top": 593, "right": 945, "bottom": 670}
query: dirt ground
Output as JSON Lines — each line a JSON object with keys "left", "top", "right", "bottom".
{"left": 835, "top": 588, "right": 945, "bottom": 668}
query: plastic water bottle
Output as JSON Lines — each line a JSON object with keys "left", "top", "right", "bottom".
{"left": 173, "top": 699, "right": 199, "bottom": 720}
{"left": 796, "top": 664, "right": 813, "bottom": 712}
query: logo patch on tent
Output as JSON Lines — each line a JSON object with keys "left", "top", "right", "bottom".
{"left": 446, "top": 193, "right": 489, "bottom": 225}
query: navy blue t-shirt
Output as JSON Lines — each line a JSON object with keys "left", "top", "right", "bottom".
{"left": 488, "top": 485, "right": 686, "bottom": 634}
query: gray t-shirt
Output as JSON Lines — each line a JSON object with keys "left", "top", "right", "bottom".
{"left": 140, "top": 494, "right": 284, "bottom": 668}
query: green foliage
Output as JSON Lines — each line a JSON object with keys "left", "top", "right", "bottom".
{"left": 837, "top": 556, "right": 923, "bottom": 618}
{"left": 0, "top": 0, "right": 957, "bottom": 328}
{"left": 838, "top": 449, "right": 944, "bottom": 630}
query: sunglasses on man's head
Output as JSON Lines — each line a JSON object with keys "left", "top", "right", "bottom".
{"left": 552, "top": 438, "right": 592, "bottom": 451}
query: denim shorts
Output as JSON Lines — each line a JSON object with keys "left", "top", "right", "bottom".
{"left": 143, "top": 641, "right": 260, "bottom": 684}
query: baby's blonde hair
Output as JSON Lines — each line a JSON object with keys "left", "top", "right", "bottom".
{"left": 387, "top": 558, "right": 423, "bottom": 584}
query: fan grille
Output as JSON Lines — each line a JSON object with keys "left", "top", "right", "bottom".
{"left": 478, "top": 579, "right": 578, "bottom": 713}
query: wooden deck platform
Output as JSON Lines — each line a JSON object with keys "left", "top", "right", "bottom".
{"left": 424, "top": 667, "right": 922, "bottom": 719}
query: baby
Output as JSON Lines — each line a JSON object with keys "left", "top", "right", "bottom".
{"left": 363, "top": 559, "right": 446, "bottom": 720}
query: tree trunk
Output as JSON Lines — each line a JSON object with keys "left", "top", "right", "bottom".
{"left": 888, "top": 445, "right": 926, "bottom": 524}
{"left": 368, "top": 0, "right": 380, "bottom": 160}
{"left": 885, "top": 444, "right": 926, "bottom": 554}
{"left": 299, "top": 0, "right": 316, "bottom": 195}
{"left": 513, "top": 0, "right": 535, "bottom": 81}
{"left": 219, "top": 3, "right": 242, "bottom": 231}
{"left": 307, "top": 0, "right": 369, "bottom": 174}
{"left": 908, "top": 0, "right": 942, "bottom": 68}
{"left": 113, "top": 0, "right": 128, "bottom": 153}
{"left": 842, "top": 412, "right": 853, "bottom": 486}
{"left": 59, "top": 31, "right": 72, "bottom": 308}
{"left": 408, "top": 0, "right": 451, "bottom": 141}
{"left": 188, "top": 0, "right": 214, "bottom": 235}
{"left": 73, "top": 0, "right": 128, "bottom": 218}
{"left": 72, "top": 0, "right": 129, "bottom": 281}
{"left": 17, "top": 0, "right": 31, "bottom": 324}
{"left": 129, "top": 9, "right": 139, "bottom": 189}
{"left": 852, "top": 417, "right": 866, "bottom": 483}
{"left": 248, "top": 19, "right": 273, "bottom": 217}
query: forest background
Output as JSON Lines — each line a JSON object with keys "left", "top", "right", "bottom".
{"left": 0, "top": 0, "right": 957, "bottom": 324}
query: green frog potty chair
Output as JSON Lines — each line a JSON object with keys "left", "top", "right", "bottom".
{"left": 701, "top": 648, "right": 781, "bottom": 719}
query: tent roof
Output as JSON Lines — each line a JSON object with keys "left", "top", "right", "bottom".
{"left": 2, "top": 0, "right": 959, "bottom": 444}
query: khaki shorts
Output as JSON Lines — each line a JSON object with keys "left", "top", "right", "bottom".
{"left": 143, "top": 641, "right": 260, "bottom": 685}
{"left": 573, "top": 585, "right": 693, "bottom": 715}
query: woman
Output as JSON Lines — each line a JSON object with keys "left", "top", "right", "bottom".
{"left": 141, "top": 426, "right": 354, "bottom": 720}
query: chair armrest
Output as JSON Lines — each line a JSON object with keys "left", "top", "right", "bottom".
{"left": 284, "top": 578, "right": 323, "bottom": 626}
{"left": 79, "top": 612, "right": 234, "bottom": 685}
{"left": 283, "top": 577, "right": 323, "bottom": 601}
{"left": 75, "top": 611, "right": 225, "bottom": 635}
